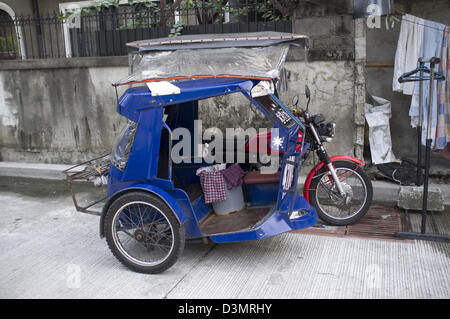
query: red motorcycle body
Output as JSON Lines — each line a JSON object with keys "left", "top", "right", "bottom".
{"left": 244, "top": 132, "right": 365, "bottom": 203}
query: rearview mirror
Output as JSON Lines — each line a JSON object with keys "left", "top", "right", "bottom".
{"left": 305, "top": 85, "right": 311, "bottom": 99}
{"left": 292, "top": 95, "right": 299, "bottom": 107}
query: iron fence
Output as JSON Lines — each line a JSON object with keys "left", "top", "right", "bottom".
{"left": 0, "top": 1, "right": 292, "bottom": 60}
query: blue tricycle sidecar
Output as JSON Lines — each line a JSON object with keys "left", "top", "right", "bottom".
{"left": 65, "top": 33, "right": 318, "bottom": 274}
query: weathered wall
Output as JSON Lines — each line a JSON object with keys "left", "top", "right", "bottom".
{"left": 366, "top": 0, "right": 450, "bottom": 159}
{"left": 0, "top": 57, "right": 129, "bottom": 163}
{"left": 199, "top": 0, "right": 357, "bottom": 160}
{"left": 292, "top": 0, "right": 358, "bottom": 158}
{"left": 0, "top": 0, "right": 361, "bottom": 164}
{"left": 282, "top": 60, "right": 356, "bottom": 157}
{"left": 199, "top": 60, "right": 356, "bottom": 158}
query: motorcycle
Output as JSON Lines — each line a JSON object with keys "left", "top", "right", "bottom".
{"left": 245, "top": 85, "right": 373, "bottom": 226}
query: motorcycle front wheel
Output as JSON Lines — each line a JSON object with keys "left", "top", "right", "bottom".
{"left": 308, "top": 160, "right": 373, "bottom": 226}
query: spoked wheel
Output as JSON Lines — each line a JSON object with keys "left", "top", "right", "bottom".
{"left": 308, "top": 161, "right": 373, "bottom": 226}
{"left": 104, "top": 191, "right": 185, "bottom": 274}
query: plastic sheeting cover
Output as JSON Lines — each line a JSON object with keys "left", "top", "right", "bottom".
{"left": 115, "top": 45, "right": 290, "bottom": 86}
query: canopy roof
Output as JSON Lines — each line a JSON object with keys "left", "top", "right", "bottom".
{"left": 115, "top": 32, "right": 308, "bottom": 86}
{"left": 118, "top": 77, "right": 257, "bottom": 121}
{"left": 126, "top": 32, "right": 309, "bottom": 52}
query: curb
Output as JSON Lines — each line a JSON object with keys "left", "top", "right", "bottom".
{"left": 1, "top": 161, "right": 449, "bottom": 207}
{"left": 0, "top": 162, "right": 73, "bottom": 180}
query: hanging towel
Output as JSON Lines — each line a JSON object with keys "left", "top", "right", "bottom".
{"left": 197, "top": 170, "right": 227, "bottom": 204}
{"left": 436, "top": 26, "right": 450, "bottom": 150}
{"left": 393, "top": 14, "right": 424, "bottom": 95}
{"left": 196, "top": 164, "right": 228, "bottom": 204}
{"left": 409, "top": 19, "right": 446, "bottom": 148}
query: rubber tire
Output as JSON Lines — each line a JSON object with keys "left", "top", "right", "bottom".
{"left": 308, "top": 160, "right": 373, "bottom": 226}
{"left": 103, "top": 191, "right": 185, "bottom": 274}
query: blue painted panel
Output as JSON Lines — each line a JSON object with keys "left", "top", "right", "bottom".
{"left": 122, "top": 108, "right": 165, "bottom": 181}
{"left": 190, "top": 195, "right": 212, "bottom": 223}
{"left": 165, "top": 188, "right": 203, "bottom": 238}
{"left": 209, "top": 194, "right": 317, "bottom": 243}
{"left": 247, "top": 183, "right": 278, "bottom": 205}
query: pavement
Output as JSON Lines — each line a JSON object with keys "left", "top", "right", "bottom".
{"left": 0, "top": 163, "right": 450, "bottom": 299}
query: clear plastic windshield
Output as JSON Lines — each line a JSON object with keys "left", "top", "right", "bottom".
{"left": 111, "top": 121, "right": 138, "bottom": 171}
{"left": 115, "top": 45, "right": 290, "bottom": 86}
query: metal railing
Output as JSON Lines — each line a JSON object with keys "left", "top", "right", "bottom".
{"left": 0, "top": 1, "right": 291, "bottom": 60}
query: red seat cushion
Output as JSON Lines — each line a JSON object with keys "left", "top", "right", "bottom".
{"left": 244, "top": 171, "right": 280, "bottom": 184}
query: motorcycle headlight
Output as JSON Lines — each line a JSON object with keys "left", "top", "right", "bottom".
{"left": 317, "top": 122, "right": 336, "bottom": 138}
{"left": 329, "top": 122, "right": 336, "bottom": 137}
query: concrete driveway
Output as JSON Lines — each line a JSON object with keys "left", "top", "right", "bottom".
{"left": 0, "top": 177, "right": 449, "bottom": 299}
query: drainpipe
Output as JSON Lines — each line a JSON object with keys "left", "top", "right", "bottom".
{"left": 353, "top": 18, "right": 366, "bottom": 160}
{"left": 32, "top": 0, "right": 44, "bottom": 58}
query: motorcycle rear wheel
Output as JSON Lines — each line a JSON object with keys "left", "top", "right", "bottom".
{"left": 308, "top": 161, "right": 373, "bottom": 226}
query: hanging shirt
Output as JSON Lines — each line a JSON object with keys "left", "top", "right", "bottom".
{"left": 436, "top": 26, "right": 450, "bottom": 150}
{"left": 393, "top": 14, "right": 424, "bottom": 95}
{"left": 409, "top": 19, "right": 446, "bottom": 148}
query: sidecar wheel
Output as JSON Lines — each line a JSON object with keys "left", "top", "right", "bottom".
{"left": 104, "top": 191, "right": 185, "bottom": 274}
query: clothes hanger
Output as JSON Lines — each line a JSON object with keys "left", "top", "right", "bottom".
{"left": 398, "top": 67, "right": 445, "bottom": 83}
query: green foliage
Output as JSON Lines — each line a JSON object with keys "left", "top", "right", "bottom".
{"left": 57, "top": 0, "right": 296, "bottom": 34}
{"left": 169, "top": 22, "right": 184, "bottom": 37}
{"left": 0, "top": 35, "right": 17, "bottom": 52}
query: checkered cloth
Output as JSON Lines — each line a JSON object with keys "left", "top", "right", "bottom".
{"left": 198, "top": 171, "right": 227, "bottom": 204}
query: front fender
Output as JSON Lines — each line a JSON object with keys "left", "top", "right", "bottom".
{"left": 303, "top": 155, "right": 365, "bottom": 202}
{"left": 99, "top": 184, "right": 188, "bottom": 238}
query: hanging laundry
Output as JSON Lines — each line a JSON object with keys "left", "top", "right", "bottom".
{"left": 197, "top": 170, "right": 227, "bottom": 204}
{"left": 220, "top": 164, "right": 244, "bottom": 190}
{"left": 409, "top": 19, "right": 446, "bottom": 148}
{"left": 393, "top": 14, "right": 424, "bottom": 95}
{"left": 195, "top": 164, "right": 226, "bottom": 176}
{"left": 196, "top": 164, "right": 227, "bottom": 204}
{"left": 436, "top": 26, "right": 450, "bottom": 150}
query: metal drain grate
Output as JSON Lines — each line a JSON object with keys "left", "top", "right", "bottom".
{"left": 346, "top": 206, "right": 403, "bottom": 241}
{"left": 292, "top": 205, "right": 408, "bottom": 242}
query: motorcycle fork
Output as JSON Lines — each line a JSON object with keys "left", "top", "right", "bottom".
{"left": 309, "top": 124, "right": 346, "bottom": 196}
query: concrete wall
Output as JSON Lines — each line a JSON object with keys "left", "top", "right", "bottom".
{"left": 199, "top": 0, "right": 358, "bottom": 159}
{"left": 0, "top": 57, "right": 129, "bottom": 163}
{"left": 198, "top": 59, "right": 356, "bottom": 158}
{"left": 0, "top": 0, "right": 361, "bottom": 164}
{"left": 282, "top": 60, "right": 356, "bottom": 157}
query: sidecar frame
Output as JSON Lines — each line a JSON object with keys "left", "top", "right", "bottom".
{"left": 65, "top": 32, "right": 318, "bottom": 244}
{"left": 94, "top": 77, "right": 317, "bottom": 242}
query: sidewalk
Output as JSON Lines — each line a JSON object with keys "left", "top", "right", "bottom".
{"left": 1, "top": 161, "right": 449, "bottom": 207}
{"left": 0, "top": 186, "right": 449, "bottom": 298}
{"left": 0, "top": 163, "right": 449, "bottom": 298}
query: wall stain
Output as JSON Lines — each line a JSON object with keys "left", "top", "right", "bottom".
{"left": 83, "top": 116, "right": 92, "bottom": 150}
{"left": 74, "top": 126, "right": 80, "bottom": 147}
